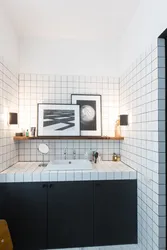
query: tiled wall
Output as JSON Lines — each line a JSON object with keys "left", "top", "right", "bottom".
{"left": 0, "top": 57, "right": 19, "bottom": 172}
{"left": 120, "top": 39, "right": 166, "bottom": 250}
{"left": 1, "top": 37, "right": 166, "bottom": 250}
{"left": 18, "top": 75, "right": 120, "bottom": 161}
{"left": 156, "top": 40, "right": 166, "bottom": 250}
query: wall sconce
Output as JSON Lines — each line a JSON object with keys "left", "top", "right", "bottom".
{"left": 9, "top": 112, "right": 18, "bottom": 125}
{"left": 120, "top": 114, "right": 128, "bottom": 126}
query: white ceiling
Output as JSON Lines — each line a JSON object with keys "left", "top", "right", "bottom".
{"left": 1, "top": 0, "right": 140, "bottom": 40}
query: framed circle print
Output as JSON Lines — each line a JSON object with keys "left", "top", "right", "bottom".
{"left": 71, "top": 94, "right": 102, "bottom": 136}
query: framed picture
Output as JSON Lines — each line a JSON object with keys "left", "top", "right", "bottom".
{"left": 71, "top": 94, "right": 102, "bottom": 136}
{"left": 37, "top": 104, "right": 80, "bottom": 136}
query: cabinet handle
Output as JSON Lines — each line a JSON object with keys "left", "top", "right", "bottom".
{"left": 42, "top": 184, "right": 47, "bottom": 188}
{"left": 49, "top": 184, "right": 53, "bottom": 188}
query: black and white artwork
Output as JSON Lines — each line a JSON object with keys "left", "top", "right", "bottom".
{"left": 71, "top": 94, "right": 102, "bottom": 136}
{"left": 37, "top": 104, "right": 80, "bottom": 136}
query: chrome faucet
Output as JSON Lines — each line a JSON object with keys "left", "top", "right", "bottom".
{"left": 73, "top": 149, "right": 76, "bottom": 159}
{"left": 64, "top": 148, "right": 67, "bottom": 160}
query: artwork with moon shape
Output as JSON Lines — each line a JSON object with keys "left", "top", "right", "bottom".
{"left": 77, "top": 100, "right": 96, "bottom": 130}
{"left": 71, "top": 94, "right": 102, "bottom": 136}
{"left": 37, "top": 104, "right": 80, "bottom": 136}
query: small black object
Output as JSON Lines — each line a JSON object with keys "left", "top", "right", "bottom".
{"left": 120, "top": 114, "right": 128, "bottom": 126}
{"left": 15, "top": 132, "right": 23, "bottom": 136}
{"left": 9, "top": 112, "right": 18, "bottom": 124}
{"left": 94, "top": 152, "right": 98, "bottom": 163}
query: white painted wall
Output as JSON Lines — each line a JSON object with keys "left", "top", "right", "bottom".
{"left": 119, "top": 0, "right": 167, "bottom": 74}
{"left": 19, "top": 37, "right": 119, "bottom": 76}
{"left": 2, "top": 0, "right": 139, "bottom": 76}
{"left": 0, "top": 4, "right": 19, "bottom": 72}
{"left": 1, "top": 0, "right": 167, "bottom": 77}
{"left": 19, "top": 0, "right": 167, "bottom": 76}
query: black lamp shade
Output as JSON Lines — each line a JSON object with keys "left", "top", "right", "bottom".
{"left": 9, "top": 112, "right": 18, "bottom": 124}
{"left": 120, "top": 114, "right": 128, "bottom": 126}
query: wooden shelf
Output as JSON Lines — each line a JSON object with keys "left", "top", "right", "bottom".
{"left": 13, "top": 136, "right": 124, "bottom": 141}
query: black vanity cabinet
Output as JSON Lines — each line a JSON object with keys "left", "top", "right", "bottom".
{"left": 0, "top": 183, "right": 47, "bottom": 250}
{"left": 0, "top": 180, "right": 137, "bottom": 250}
{"left": 94, "top": 180, "right": 137, "bottom": 246}
{"left": 48, "top": 182, "right": 94, "bottom": 249}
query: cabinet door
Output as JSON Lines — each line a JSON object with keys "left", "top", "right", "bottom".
{"left": 48, "top": 181, "right": 94, "bottom": 249}
{"left": 94, "top": 180, "right": 137, "bottom": 246}
{"left": 0, "top": 183, "right": 47, "bottom": 250}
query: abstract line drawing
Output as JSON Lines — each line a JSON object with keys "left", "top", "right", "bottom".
{"left": 43, "top": 110, "right": 75, "bottom": 130}
{"left": 37, "top": 104, "right": 80, "bottom": 136}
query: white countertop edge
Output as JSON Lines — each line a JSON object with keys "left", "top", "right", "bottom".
{"left": 0, "top": 161, "right": 137, "bottom": 183}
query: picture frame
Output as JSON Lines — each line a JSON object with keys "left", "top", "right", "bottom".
{"left": 71, "top": 94, "right": 102, "bottom": 136}
{"left": 37, "top": 103, "right": 80, "bottom": 136}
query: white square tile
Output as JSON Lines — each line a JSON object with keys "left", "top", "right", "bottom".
{"left": 41, "top": 172, "right": 49, "bottom": 181}
{"left": 121, "top": 172, "right": 130, "bottom": 179}
{"left": 66, "top": 171, "right": 74, "bottom": 181}
{"left": 114, "top": 171, "right": 121, "bottom": 180}
{"left": 32, "top": 173, "right": 41, "bottom": 182}
{"left": 158, "top": 38, "right": 165, "bottom": 46}
{"left": 90, "top": 171, "right": 98, "bottom": 180}
{"left": 83, "top": 171, "right": 91, "bottom": 180}
{"left": 74, "top": 171, "right": 82, "bottom": 180}
{"left": 23, "top": 173, "right": 32, "bottom": 182}
{"left": 106, "top": 172, "right": 114, "bottom": 180}
{"left": 50, "top": 172, "right": 58, "bottom": 181}
{"left": 58, "top": 171, "right": 66, "bottom": 181}
{"left": 0, "top": 173, "right": 6, "bottom": 182}
{"left": 158, "top": 46, "right": 165, "bottom": 57}
{"left": 15, "top": 173, "right": 24, "bottom": 182}
{"left": 6, "top": 173, "right": 15, "bottom": 182}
